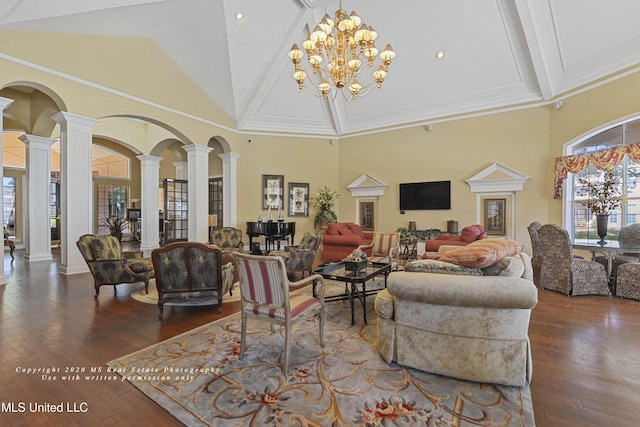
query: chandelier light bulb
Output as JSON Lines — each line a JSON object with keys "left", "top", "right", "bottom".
{"left": 288, "top": 1, "right": 395, "bottom": 101}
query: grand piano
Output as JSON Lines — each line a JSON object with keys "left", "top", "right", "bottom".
{"left": 246, "top": 221, "right": 295, "bottom": 254}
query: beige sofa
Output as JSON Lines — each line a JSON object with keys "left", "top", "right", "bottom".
{"left": 374, "top": 252, "right": 538, "bottom": 387}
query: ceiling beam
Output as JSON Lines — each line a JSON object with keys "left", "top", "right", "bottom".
{"left": 513, "top": 0, "right": 554, "bottom": 100}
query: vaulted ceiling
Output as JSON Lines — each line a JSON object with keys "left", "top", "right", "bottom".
{"left": 1, "top": 0, "right": 640, "bottom": 138}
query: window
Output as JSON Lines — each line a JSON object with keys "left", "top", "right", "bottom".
{"left": 96, "top": 184, "right": 129, "bottom": 235}
{"left": 568, "top": 117, "right": 640, "bottom": 242}
{"left": 2, "top": 177, "right": 16, "bottom": 236}
{"left": 208, "top": 178, "right": 223, "bottom": 227}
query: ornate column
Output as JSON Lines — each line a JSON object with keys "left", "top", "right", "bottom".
{"left": 52, "top": 112, "right": 98, "bottom": 275}
{"left": 19, "top": 134, "right": 55, "bottom": 261}
{"left": 218, "top": 152, "right": 240, "bottom": 227}
{"left": 184, "top": 145, "right": 213, "bottom": 242}
{"left": 0, "top": 97, "right": 14, "bottom": 285}
{"left": 137, "top": 154, "right": 162, "bottom": 256}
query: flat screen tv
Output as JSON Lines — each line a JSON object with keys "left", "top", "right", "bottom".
{"left": 399, "top": 181, "right": 451, "bottom": 211}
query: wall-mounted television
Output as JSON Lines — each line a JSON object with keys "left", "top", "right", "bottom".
{"left": 399, "top": 180, "right": 451, "bottom": 211}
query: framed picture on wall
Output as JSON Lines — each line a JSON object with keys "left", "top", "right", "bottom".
{"left": 263, "top": 175, "right": 284, "bottom": 209}
{"left": 127, "top": 208, "right": 141, "bottom": 221}
{"left": 360, "top": 201, "right": 375, "bottom": 231}
{"left": 288, "top": 182, "right": 309, "bottom": 217}
{"left": 484, "top": 198, "right": 506, "bottom": 235}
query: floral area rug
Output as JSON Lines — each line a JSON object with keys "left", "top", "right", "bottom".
{"left": 108, "top": 281, "right": 535, "bottom": 426}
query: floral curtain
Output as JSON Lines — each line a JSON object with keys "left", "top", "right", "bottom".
{"left": 554, "top": 142, "right": 640, "bottom": 199}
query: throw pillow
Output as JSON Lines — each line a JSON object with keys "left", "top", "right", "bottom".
{"left": 404, "top": 259, "right": 483, "bottom": 276}
{"left": 460, "top": 224, "right": 485, "bottom": 242}
{"left": 325, "top": 223, "right": 340, "bottom": 235}
{"left": 438, "top": 238, "right": 525, "bottom": 268}
{"left": 337, "top": 227, "right": 353, "bottom": 236}
{"left": 482, "top": 256, "right": 525, "bottom": 277}
{"left": 421, "top": 252, "right": 440, "bottom": 260}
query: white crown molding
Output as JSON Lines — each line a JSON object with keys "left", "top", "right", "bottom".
{"left": 465, "top": 163, "right": 530, "bottom": 193}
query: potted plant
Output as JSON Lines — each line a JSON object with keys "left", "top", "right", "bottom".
{"left": 578, "top": 168, "right": 623, "bottom": 245}
{"left": 396, "top": 226, "right": 411, "bottom": 243}
{"left": 311, "top": 186, "right": 338, "bottom": 230}
{"left": 101, "top": 215, "right": 128, "bottom": 242}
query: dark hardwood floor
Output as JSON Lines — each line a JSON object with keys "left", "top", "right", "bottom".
{"left": 1, "top": 248, "right": 639, "bottom": 426}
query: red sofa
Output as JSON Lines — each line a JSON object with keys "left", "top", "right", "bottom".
{"left": 424, "top": 224, "right": 487, "bottom": 252}
{"left": 322, "top": 222, "right": 373, "bottom": 263}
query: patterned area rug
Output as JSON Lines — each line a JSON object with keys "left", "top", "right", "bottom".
{"left": 109, "top": 282, "right": 535, "bottom": 426}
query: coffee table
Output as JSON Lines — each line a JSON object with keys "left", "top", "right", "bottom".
{"left": 312, "top": 262, "right": 391, "bottom": 325}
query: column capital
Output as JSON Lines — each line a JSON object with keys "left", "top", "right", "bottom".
{"left": 52, "top": 111, "right": 99, "bottom": 129}
{"left": 183, "top": 144, "right": 213, "bottom": 155}
{"left": 18, "top": 134, "right": 56, "bottom": 148}
{"left": 137, "top": 154, "right": 163, "bottom": 164}
{"left": 218, "top": 152, "right": 241, "bottom": 161}
{"left": 0, "top": 97, "right": 14, "bottom": 110}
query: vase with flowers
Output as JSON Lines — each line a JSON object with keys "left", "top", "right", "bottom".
{"left": 311, "top": 186, "right": 338, "bottom": 231}
{"left": 578, "top": 168, "right": 623, "bottom": 246}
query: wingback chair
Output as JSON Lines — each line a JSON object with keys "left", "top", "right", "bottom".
{"left": 537, "top": 224, "right": 609, "bottom": 296}
{"left": 209, "top": 227, "right": 245, "bottom": 252}
{"left": 527, "top": 221, "right": 543, "bottom": 285}
{"left": 235, "top": 253, "right": 325, "bottom": 373}
{"left": 76, "top": 234, "right": 154, "bottom": 298}
{"left": 151, "top": 242, "right": 234, "bottom": 321}
{"left": 357, "top": 232, "right": 400, "bottom": 270}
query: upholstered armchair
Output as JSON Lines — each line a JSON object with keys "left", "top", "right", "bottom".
{"left": 209, "top": 227, "right": 245, "bottom": 253}
{"left": 596, "top": 223, "right": 640, "bottom": 280}
{"left": 76, "top": 234, "right": 154, "bottom": 298}
{"left": 527, "top": 221, "right": 542, "bottom": 285}
{"left": 357, "top": 232, "right": 400, "bottom": 270}
{"left": 537, "top": 224, "right": 609, "bottom": 296}
{"left": 151, "top": 242, "right": 234, "bottom": 321}
{"left": 424, "top": 224, "right": 487, "bottom": 252}
{"left": 284, "top": 231, "right": 323, "bottom": 279}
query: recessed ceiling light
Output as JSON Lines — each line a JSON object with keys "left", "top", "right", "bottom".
{"left": 435, "top": 51, "right": 445, "bottom": 59}
{"left": 235, "top": 13, "right": 244, "bottom": 21}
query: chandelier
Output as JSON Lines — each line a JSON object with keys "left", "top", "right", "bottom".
{"left": 287, "top": 1, "right": 396, "bottom": 101}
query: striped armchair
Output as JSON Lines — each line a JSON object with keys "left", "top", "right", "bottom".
{"left": 235, "top": 253, "right": 325, "bottom": 373}
{"left": 357, "top": 232, "right": 400, "bottom": 270}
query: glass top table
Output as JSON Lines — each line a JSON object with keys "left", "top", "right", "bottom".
{"left": 572, "top": 240, "right": 640, "bottom": 280}
{"left": 312, "top": 262, "right": 391, "bottom": 325}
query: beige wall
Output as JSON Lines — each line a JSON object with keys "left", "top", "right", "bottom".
{"left": 338, "top": 108, "right": 551, "bottom": 244}
{"left": 2, "top": 28, "right": 640, "bottom": 248}
{"left": 231, "top": 135, "right": 338, "bottom": 235}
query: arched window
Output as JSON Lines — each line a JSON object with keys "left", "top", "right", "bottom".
{"left": 566, "top": 117, "right": 640, "bottom": 242}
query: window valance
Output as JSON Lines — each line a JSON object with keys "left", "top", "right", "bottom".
{"left": 554, "top": 142, "right": 640, "bottom": 199}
